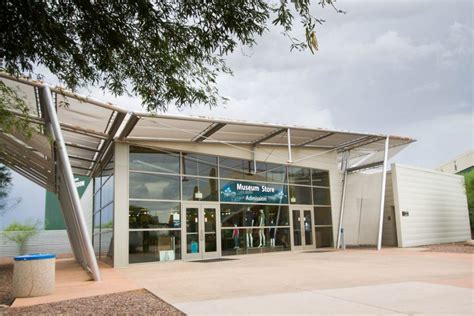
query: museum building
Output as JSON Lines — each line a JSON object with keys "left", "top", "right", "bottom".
{"left": 9, "top": 74, "right": 471, "bottom": 283}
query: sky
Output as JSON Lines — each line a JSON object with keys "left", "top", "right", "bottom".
{"left": 2, "top": 0, "right": 473, "bottom": 228}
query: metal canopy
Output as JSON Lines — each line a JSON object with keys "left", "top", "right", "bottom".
{"left": 1, "top": 73, "right": 416, "bottom": 177}
{"left": 0, "top": 73, "right": 416, "bottom": 270}
{"left": 129, "top": 112, "right": 415, "bottom": 169}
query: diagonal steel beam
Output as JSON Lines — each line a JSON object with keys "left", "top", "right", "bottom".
{"left": 192, "top": 122, "right": 226, "bottom": 142}
{"left": 297, "top": 132, "right": 335, "bottom": 147}
{"left": 252, "top": 128, "right": 286, "bottom": 145}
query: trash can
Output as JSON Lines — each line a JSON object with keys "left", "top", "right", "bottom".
{"left": 13, "top": 253, "right": 56, "bottom": 298}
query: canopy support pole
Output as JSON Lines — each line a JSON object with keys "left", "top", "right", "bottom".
{"left": 40, "top": 85, "right": 101, "bottom": 281}
{"left": 336, "top": 150, "right": 349, "bottom": 249}
{"left": 376, "top": 136, "right": 390, "bottom": 251}
{"left": 287, "top": 128, "right": 292, "bottom": 163}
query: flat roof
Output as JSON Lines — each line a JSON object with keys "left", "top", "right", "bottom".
{"left": 0, "top": 73, "right": 415, "bottom": 182}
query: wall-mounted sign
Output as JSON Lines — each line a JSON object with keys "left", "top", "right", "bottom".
{"left": 220, "top": 181, "right": 288, "bottom": 204}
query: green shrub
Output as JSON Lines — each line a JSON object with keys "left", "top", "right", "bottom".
{"left": 3, "top": 221, "right": 39, "bottom": 255}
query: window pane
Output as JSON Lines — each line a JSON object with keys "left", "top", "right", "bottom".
{"left": 101, "top": 176, "right": 114, "bottom": 206}
{"left": 289, "top": 185, "right": 312, "bottom": 205}
{"left": 288, "top": 166, "right": 311, "bottom": 185}
{"left": 266, "top": 163, "right": 287, "bottom": 183}
{"left": 93, "top": 233, "right": 100, "bottom": 257}
{"left": 314, "top": 207, "right": 332, "bottom": 226}
{"left": 100, "top": 203, "right": 114, "bottom": 229}
{"left": 129, "top": 201, "right": 180, "bottom": 229}
{"left": 100, "top": 231, "right": 114, "bottom": 265}
{"left": 93, "top": 212, "right": 101, "bottom": 234}
{"left": 182, "top": 177, "right": 218, "bottom": 201}
{"left": 182, "top": 153, "right": 218, "bottom": 177}
{"left": 129, "top": 172, "right": 180, "bottom": 200}
{"left": 220, "top": 204, "right": 245, "bottom": 228}
{"left": 315, "top": 227, "right": 334, "bottom": 248}
{"left": 313, "top": 188, "right": 331, "bottom": 206}
{"left": 94, "top": 192, "right": 101, "bottom": 212}
{"left": 312, "top": 169, "right": 329, "bottom": 187}
{"left": 219, "top": 157, "right": 253, "bottom": 180}
{"left": 129, "top": 230, "right": 181, "bottom": 263}
{"left": 221, "top": 228, "right": 291, "bottom": 256}
{"left": 221, "top": 204, "right": 289, "bottom": 228}
{"left": 129, "top": 146, "right": 180, "bottom": 174}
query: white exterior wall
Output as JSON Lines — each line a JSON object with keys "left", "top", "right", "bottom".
{"left": 113, "top": 142, "right": 130, "bottom": 267}
{"left": 342, "top": 172, "right": 383, "bottom": 246}
{"left": 112, "top": 140, "right": 343, "bottom": 266}
{"left": 392, "top": 164, "right": 471, "bottom": 247}
{"left": 436, "top": 150, "right": 473, "bottom": 174}
{"left": 382, "top": 172, "right": 397, "bottom": 246}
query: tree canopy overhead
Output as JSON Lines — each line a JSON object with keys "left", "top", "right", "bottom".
{"left": 1, "top": 0, "right": 342, "bottom": 111}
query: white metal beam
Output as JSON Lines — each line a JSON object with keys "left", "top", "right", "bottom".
{"left": 39, "top": 86, "right": 101, "bottom": 281}
{"left": 376, "top": 136, "right": 390, "bottom": 251}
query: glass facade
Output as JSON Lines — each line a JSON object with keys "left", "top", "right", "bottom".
{"left": 92, "top": 158, "right": 114, "bottom": 265}
{"left": 128, "top": 145, "right": 334, "bottom": 264}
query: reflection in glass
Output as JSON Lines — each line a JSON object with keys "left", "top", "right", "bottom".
{"left": 314, "top": 207, "right": 332, "bottom": 226}
{"left": 292, "top": 210, "right": 302, "bottom": 246}
{"left": 221, "top": 228, "right": 290, "bottom": 256}
{"left": 129, "top": 201, "right": 180, "bottom": 229}
{"left": 93, "top": 233, "right": 100, "bottom": 257}
{"left": 182, "top": 177, "right": 218, "bottom": 201}
{"left": 182, "top": 153, "right": 218, "bottom": 177}
{"left": 129, "top": 146, "right": 180, "bottom": 174}
{"left": 312, "top": 169, "right": 329, "bottom": 187}
{"left": 315, "top": 227, "right": 334, "bottom": 248}
{"left": 100, "top": 204, "right": 114, "bottom": 229}
{"left": 221, "top": 204, "right": 289, "bottom": 227}
{"left": 289, "top": 185, "right": 312, "bottom": 205}
{"left": 101, "top": 176, "right": 114, "bottom": 205}
{"left": 303, "top": 210, "right": 313, "bottom": 245}
{"left": 129, "top": 172, "right": 180, "bottom": 200}
{"left": 100, "top": 231, "right": 114, "bottom": 265}
{"left": 219, "top": 158, "right": 287, "bottom": 183}
{"left": 186, "top": 208, "right": 199, "bottom": 254}
{"left": 313, "top": 187, "right": 331, "bottom": 206}
{"left": 204, "top": 208, "right": 216, "bottom": 232}
{"left": 129, "top": 230, "right": 181, "bottom": 263}
{"left": 288, "top": 166, "right": 311, "bottom": 185}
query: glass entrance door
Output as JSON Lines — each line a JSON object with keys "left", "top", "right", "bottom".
{"left": 291, "top": 207, "right": 314, "bottom": 250}
{"left": 182, "top": 203, "right": 220, "bottom": 260}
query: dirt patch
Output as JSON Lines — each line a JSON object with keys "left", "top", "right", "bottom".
{"left": 0, "top": 263, "right": 13, "bottom": 308}
{"left": 2, "top": 289, "right": 184, "bottom": 315}
{"left": 421, "top": 242, "right": 474, "bottom": 254}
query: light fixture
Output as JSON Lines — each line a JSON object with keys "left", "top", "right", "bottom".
{"left": 290, "top": 196, "right": 296, "bottom": 203}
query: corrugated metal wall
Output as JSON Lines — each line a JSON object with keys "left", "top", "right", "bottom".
{"left": 342, "top": 172, "right": 382, "bottom": 246}
{"left": 392, "top": 164, "right": 471, "bottom": 247}
{"left": 382, "top": 172, "right": 397, "bottom": 246}
{"left": 0, "top": 181, "right": 93, "bottom": 258}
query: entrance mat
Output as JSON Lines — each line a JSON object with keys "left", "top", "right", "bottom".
{"left": 191, "top": 258, "right": 238, "bottom": 263}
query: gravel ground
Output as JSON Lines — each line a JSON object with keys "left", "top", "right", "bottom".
{"left": 1, "top": 289, "right": 185, "bottom": 315}
{"left": 422, "top": 242, "right": 474, "bottom": 254}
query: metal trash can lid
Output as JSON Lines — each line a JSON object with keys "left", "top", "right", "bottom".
{"left": 14, "top": 253, "right": 56, "bottom": 261}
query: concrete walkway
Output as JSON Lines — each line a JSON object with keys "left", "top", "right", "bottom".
{"left": 120, "top": 248, "right": 473, "bottom": 315}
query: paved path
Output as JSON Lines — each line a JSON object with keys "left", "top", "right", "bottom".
{"left": 120, "top": 248, "right": 473, "bottom": 315}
